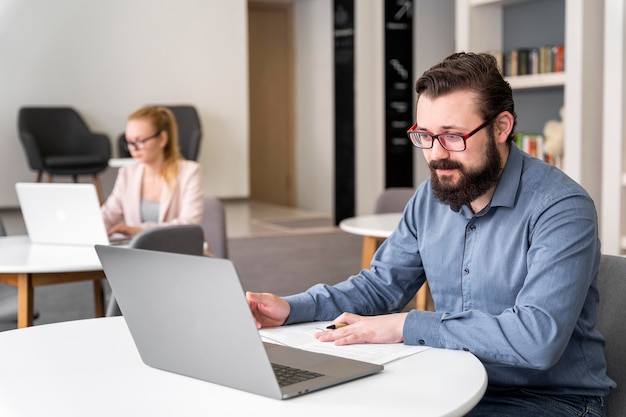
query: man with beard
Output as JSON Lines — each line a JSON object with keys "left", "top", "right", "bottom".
{"left": 247, "top": 52, "right": 613, "bottom": 416}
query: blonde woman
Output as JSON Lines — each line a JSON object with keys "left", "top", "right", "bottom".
{"left": 101, "top": 106, "right": 204, "bottom": 237}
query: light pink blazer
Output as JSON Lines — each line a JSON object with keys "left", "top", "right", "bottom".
{"left": 101, "top": 159, "right": 204, "bottom": 231}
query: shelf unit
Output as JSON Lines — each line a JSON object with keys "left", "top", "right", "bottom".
{"left": 455, "top": 0, "right": 605, "bottom": 247}
{"left": 505, "top": 72, "right": 565, "bottom": 90}
{"left": 602, "top": 0, "right": 626, "bottom": 255}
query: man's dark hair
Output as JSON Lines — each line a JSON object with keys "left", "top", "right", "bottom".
{"left": 415, "top": 52, "right": 517, "bottom": 143}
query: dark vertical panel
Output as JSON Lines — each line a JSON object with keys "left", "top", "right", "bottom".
{"left": 384, "top": 0, "right": 413, "bottom": 188}
{"left": 334, "top": 0, "right": 355, "bottom": 224}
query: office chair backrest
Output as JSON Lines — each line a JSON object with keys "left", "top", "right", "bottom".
{"left": 105, "top": 224, "right": 205, "bottom": 317}
{"left": 201, "top": 197, "right": 228, "bottom": 259}
{"left": 0, "top": 216, "right": 6, "bottom": 236}
{"left": 374, "top": 187, "right": 415, "bottom": 214}
{"left": 118, "top": 105, "right": 202, "bottom": 161}
{"left": 129, "top": 224, "right": 205, "bottom": 256}
{"left": 166, "top": 105, "right": 202, "bottom": 161}
{"left": 596, "top": 254, "right": 626, "bottom": 416}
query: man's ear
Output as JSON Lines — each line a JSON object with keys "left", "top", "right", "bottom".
{"left": 495, "top": 111, "right": 514, "bottom": 144}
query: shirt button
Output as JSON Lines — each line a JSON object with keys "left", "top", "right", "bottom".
{"left": 463, "top": 347, "right": 470, "bottom": 352}
{"left": 463, "top": 268, "right": 469, "bottom": 274}
{"left": 418, "top": 339, "right": 425, "bottom": 345}
{"left": 469, "top": 225, "right": 476, "bottom": 231}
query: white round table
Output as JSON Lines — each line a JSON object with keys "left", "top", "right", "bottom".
{"left": 0, "top": 235, "right": 105, "bottom": 327}
{"left": 0, "top": 317, "right": 487, "bottom": 417}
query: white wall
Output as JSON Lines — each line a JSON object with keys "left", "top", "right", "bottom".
{"left": 413, "top": 0, "right": 456, "bottom": 185}
{"left": 0, "top": 0, "right": 455, "bottom": 216}
{"left": 294, "top": 0, "right": 334, "bottom": 213}
{"left": 354, "top": 0, "right": 386, "bottom": 215}
{"left": 0, "top": 0, "right": 249, "bottom": 207}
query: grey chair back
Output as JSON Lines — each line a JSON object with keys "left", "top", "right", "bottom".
{"left": 105, "top": 224, "right": 205, "bottom": 317}
{"left": 201, "top": 197, "right": 228, "bottom": 259}
{"left": 0, "top": 216, "right": 5, "bottom": 236}
{"left": 129, "top": 224, "right": 205, "bottom": 256}
{"left": 117, "top": 105, "right": 202, "bottom": 160}
{"left": 374, "top": 187, "right": 415, "bottom": 214}
{"left": 596, "top": 254, "right": 626, "bottom": 416}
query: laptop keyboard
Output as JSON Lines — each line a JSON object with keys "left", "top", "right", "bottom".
{"left": 272, "top": 363, "right": 324, "bottom": 387}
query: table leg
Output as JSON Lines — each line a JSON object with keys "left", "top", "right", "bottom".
{"left": 361, "top": 236, "right": 434, "bottom": 312}
{"left": 361, "top": 236, "right": 382, "bottom": 269}
{"left": 93, "top": 279, "right": 105, "bottom": 317}
{"left": 416, "top": 282, "right": 430, "bottom": 311}
{"left": 17, "top": 273, "right": 34, "bottom": 328}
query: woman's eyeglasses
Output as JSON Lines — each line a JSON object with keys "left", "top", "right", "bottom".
{"left": 122, "top": 131, "right": 161, "bottom": 151}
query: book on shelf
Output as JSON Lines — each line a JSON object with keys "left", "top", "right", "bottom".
{"left": 539, "top": 46, "right": 553, "bottom": 73}
{"left": 528, "top": 48, "right": 540, "bottom": 74}
{"left": 489, "top": 45, "right": 565, "bottom": 77}
{"left": 486, "top": 49, "right": 504, "bottom": 74}
{"left": 552, "top": 45, "right": 565, "bottom": 72}
{"left": 515, "top": 132, "right": 556, "bottom": 166}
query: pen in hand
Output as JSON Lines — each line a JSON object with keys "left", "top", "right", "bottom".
{"left": 326, "top": 323, "right": 348, "bottom": 330}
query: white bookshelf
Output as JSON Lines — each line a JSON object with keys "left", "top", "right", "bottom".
{"left": 455, "top": 0, "right": 604, "bottom": 245}
{"left": 505, "top": 72, "right": 565, "bottom": 90}
{"left": 602, "top": 0, "right": 626, "bottom": 255}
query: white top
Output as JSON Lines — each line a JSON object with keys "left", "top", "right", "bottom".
{"left": 0, "top": 235, "right": 102, "bottom": 274}
{"left": 0, "top": 317, "right": 487, "bottom": 417}
{"left": 108, "top": 157, "right": 136, "bottom": 168}
{"left": 339, "top": 213, "right": 403, "bottom": 238}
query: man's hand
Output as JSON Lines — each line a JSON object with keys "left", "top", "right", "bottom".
{"left": 315, "top": 312, "right": 408, "bottom": 345}
{"left": 246, "top": 291, "right": 290, "bottom": 329}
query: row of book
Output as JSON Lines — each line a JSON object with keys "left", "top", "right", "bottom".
{"left": 515, "top": 132, "right": 557, "bottom": 166}
{"left": 490, "top": 46, "right": 565, "bottom": 77}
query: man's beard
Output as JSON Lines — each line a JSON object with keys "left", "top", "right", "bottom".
{"left": 429, "top": 134, "right": 502, "bottom": 209}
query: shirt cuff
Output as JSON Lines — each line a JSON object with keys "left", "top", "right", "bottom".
{"left": 282, "top": 293, "right": 317, "bottom": 325}
{"left": 403, "top": 309, "right": 444, "bottom": 347}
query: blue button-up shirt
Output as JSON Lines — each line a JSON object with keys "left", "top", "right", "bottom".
{"left": 285, "top": 145, "right": 615, "bottom": 396}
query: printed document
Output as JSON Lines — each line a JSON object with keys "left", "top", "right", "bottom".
{"left": 260, "top": 321, "right": 429, "bottom": 365}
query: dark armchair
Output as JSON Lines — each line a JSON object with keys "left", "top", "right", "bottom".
{"left": 17, "top": 107, "right": 111, "bottom": 203}
{"left": 117, "top": 105, "right": 202, "bottom": 160}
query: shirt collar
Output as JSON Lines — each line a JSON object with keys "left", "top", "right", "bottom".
{"left": 454, "top": 144, "right": 521, "bottom": 217}
{"left": 490, "top": 143, "right": 522, "bottom": 209}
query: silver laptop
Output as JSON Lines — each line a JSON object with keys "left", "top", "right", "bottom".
{"left": 95, "top": 245, "right": 383, "bottom": 399}
{"left": 15, "top": 182, "right": 128, "bottom": 246}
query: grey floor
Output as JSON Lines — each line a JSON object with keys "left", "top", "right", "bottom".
{"left": 0, "top": 200, "right": 345, "bottom": 332}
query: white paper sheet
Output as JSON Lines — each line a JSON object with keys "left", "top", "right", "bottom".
{"left": 259, "top": 321, "right": 429, "bottom": 365}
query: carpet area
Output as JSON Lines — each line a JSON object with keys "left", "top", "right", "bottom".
{"left": 257, "top": 217, "right": 335, "bottom": 229}
{"left": 229, "top": 230, "right": 362, "bottom": 296}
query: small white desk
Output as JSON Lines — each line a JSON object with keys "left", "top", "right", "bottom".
{"left": 339, "top": 213, "right": 403, "bottom": 268}
{"left": 108, "top": 157, "right": 136, "bottom": 168}
{"left": 339, "top": 213, "right": 433, "bottom": 311}
{"left": 0, "top": 317, "right": 487, "bottom": 417}
{"left": 0, "top": 235, "right": 105, "bottom": 327}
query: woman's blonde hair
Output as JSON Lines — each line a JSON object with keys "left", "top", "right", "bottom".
{"left": 128, "top": 106, "right": 182, "bottom": 189}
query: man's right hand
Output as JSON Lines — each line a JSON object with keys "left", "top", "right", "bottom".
{"left": 246, "top": 292, "right": 290, "bottom": 329}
